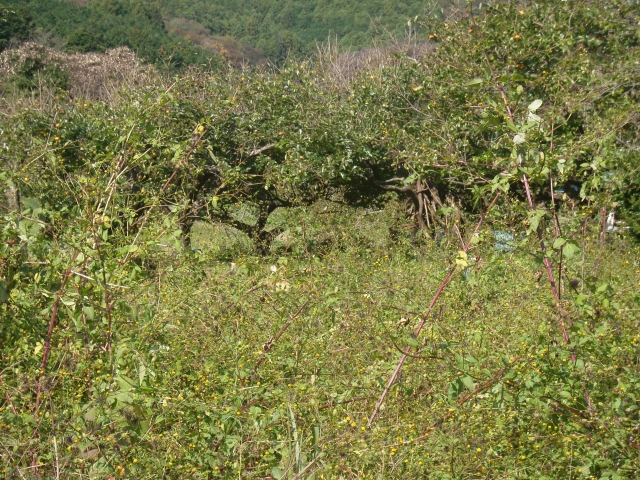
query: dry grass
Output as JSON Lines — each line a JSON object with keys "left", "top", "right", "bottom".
{"left": 315, "top": 34, "right": 433, "bottom": 85}
{"left": 0, "top": 42, "right": 158, "bottom": 108}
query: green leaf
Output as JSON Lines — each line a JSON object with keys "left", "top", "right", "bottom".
{"left": 116, "top": 374, "right": 136, "bottom": 392}
{"left": 552, "top": 237, "right": 566, "bottom": 249}
{"left": 513, "top": 133, "right": 526, "bottom": 144}
{"left": 505, "top": 118, "right": 517, "bottom": 132}
{"left": 465, "top": 78, "right": 483, "bottom": 86}
{"left": 529, "top": 216, "right": 540, "bottom": 233}
{"left": 22, "top": 197, "right": 41, "bottom": 211}
{"left": 404, "top": 336, "right": 420, "bottom": 348}
{"left": 84, "top": 407, "right": 97, "bottom": 422}
{"left": 528, "top": 99, "right": 543, "bottom": 111}
{"left": 527, "top": 112, "right": 542, "bottom": 123}
{"left": 461, "top": 375, "right": 475, "bottom": 392}
{"left": 436, "top": 206, "right": 454, "bottom": 216}
{"left": 271, "top": 467, "right": 284, "bottom": 479}
{"left": 562, "top": 242, "right": 580, "bottom": 259}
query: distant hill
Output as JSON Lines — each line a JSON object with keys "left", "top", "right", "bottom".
{"left": 1, "top": 0, "right": 451, "bottom": 66}
{"left": 0, "top": 0, "right": 214, "bottom": 69}
{"left": 157, "top": 0, "right": 439, "bottom": 63}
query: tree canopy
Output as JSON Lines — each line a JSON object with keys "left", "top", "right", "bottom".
{"left": 1, "top": 0, "right": 212, "bottom": 69}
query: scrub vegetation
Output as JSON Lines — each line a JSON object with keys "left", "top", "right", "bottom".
{"left": 1, "top": 0, "right": 640, "bottom": 478}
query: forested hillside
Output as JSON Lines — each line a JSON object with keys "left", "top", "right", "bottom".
{"left": 1, "top": 0, "right": 210, "bottom": 68}
{"left": 2, "top": 0, "right": 447, "bottom": 65}
{"left": 158, "top": 0, "right": 438, "bottom": 63}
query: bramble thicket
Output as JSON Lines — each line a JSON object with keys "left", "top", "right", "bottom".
{"left": 1, "top": 0, "right": 640, "bottom": 478}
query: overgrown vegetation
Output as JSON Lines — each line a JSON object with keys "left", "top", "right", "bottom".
{"left": 1, "top": 0, "right": 462, "bottom": 65}
{"left": 0, "top": 0, "right": 212, "bottom": 69}
{"left": 1, "top": 0, "right": 640, "bottom": 478}
{"left": 157, "top": 0, "right": 440, "bottom": 64}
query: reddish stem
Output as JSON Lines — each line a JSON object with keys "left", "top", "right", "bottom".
{"left": 367, "top": 192, "right": 501, "bottom": 426}
{"left": 34, "top": 251, "right": 78, "bottom": 417}
{"left": 595, "top": 206, "right": 607, "bottom": 277}
{"left": 521, "top": 172, "right": 574, "bottom": 359}
{"left": 252, "top": 298, "right": 312, "bottom": 375}
{"left": 483, "top": 41, "right": 575, "bottom": 358}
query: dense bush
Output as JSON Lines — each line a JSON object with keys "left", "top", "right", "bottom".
{"left": 1, "top": 0, "right": 639, "bottom": 478}
{"left": 0, "top": 4, "right": 33, "bottom": 51}
{"left": 1, "top": 0, "right": 213, "bottom": 69}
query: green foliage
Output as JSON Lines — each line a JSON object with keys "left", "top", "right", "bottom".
{"left": 2, "top": 0, "right": 213, "bottom": 69}
{"left": 0, "top": 4, "right": 33, "bottom": 51}
{"left": 1, "top": 0, "right": 640, "bottom": 478}
{"left": 8, "top": 54, "right": 70, "bottom": 91}
{"left": 156, "top": 0, "right": 442, "bottom": 62}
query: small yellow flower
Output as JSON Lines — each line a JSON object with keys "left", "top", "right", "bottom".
{"left": 514, "top": 34, "right": 521, "bottom": 40}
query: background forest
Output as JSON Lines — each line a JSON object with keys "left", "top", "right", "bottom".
{"left": 1, "top": 0, "right": 640, "bottom": 479}
{"left": 1, "top": 0, "right": 446, "bottom": 65}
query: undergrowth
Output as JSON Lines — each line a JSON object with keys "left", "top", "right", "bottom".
{"left": 1, "top": 204, "right": 639, "bottom": 478}
{"left": 1, "top": 0, "right": 640, "bottom": 478}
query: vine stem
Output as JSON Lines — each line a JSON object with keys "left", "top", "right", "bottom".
{"left": 252, "top": 297, "right": 313, "bottom": 375}
{"left": 479, "top": 43, "right": 575, "bottom": 358}
{"left": 34, "top": 251, "right": 78, "bottom": 417}
{"left": 595, "top": 205, "right": 607, "bottom": 277}
{"left": 367, "top": 192, "right": 500, "bottom": 427}
{"left": 521, "top": 168, "right": 574, "bottom": 359}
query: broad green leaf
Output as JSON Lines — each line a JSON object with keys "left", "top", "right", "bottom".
{"left": 22, "top": 197, "right": 41, "bottom": 211}
{"left": 461, "top": 375, "right": 475, "bottom": 392}
{"left": 552, "top": 237, "right": 566, "bottom": 249}
{"left": 527, "top": 111, "right": 542, "bottom": 123}
{"left": 404, "top": 336, "right": 420, "bottom": 348}
{"left": 562, "top": 242, "right": 580, "bottom": 259}
{"left": 528, "top": 99, "right": 543, "bottom": 111}
{"left": 513, "top": 133, "right": 526, "bottom": 144}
